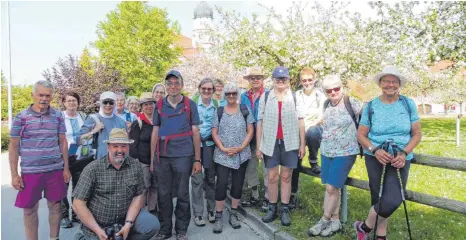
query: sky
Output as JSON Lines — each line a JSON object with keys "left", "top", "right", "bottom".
{"left": 0, "top": 1, "right": 375, "bottom": 86}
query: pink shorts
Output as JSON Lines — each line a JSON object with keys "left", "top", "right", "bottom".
{"left": 15, "top": 170, "right": 66, "bottom": 209}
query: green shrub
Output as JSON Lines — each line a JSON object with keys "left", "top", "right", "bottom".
{"left": 1, "top": 126, "right": 10, "bottom": 150}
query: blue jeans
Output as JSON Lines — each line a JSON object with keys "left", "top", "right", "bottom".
{"left": 306, "top": 125, "right": 323, "bottom": 164}
{"left": 79, "top": 209, "right": 160, "bottom": 240}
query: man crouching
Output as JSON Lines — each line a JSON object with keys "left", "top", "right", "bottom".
{"left": 73, "top": 128, "right": 160, "bottom": 240}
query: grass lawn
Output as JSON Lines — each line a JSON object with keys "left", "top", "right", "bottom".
{"left": 253, "top": 118, "right": 466, "bottom": 240}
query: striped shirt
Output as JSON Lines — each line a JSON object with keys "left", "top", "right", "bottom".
{"left": 10, "top": 105, "right": 66, "bottom": 174}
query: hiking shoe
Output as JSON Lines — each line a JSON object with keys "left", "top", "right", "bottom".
{"left": 280, "top": 205, "right": 292, "bottom": 226}
{"left": 289, "top": 194, "right": 300, "bottom": 210}
{"left": 154, "top": 233, "right": 172, "bottom": 240}
{"left": 213, "top": 214, "right": 223, "bottom": 234}
{"left": 176, "top": 232, "right": 188, "bottom": 240}
{"left": 320, "top": 219, "right": 341, "bottom": 236}
{"left": 208, "top": 211, "right": 216, "bottom": 223}
{"left": 261, "top": 200, "right": 269, "bottom": 212}
{"left": 354, "top": 221, "right": 370, "bottom": 240}
{"left": 310, "top": 163, "right": 321, "bottom": 174}
{"left": 229, "top": 209, "right": 241, "bottom": 229}
{"left": 308, "top": 217, "right": 331, "bottom": 236}
{"left": 60, "top": 218, "right": 72, "bottom": 228}
{"left": 262, "top": 203, "right": 278, "bottom": 223}
{"left": 194, "top": 216, "right": 206, "bottom": 227}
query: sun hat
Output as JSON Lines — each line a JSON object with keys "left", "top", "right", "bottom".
{"left": 244, "top": 67, "right": 267, "bottom": 79}
{"left": 139, "top": 92, "right": 156, "bottom": 105}
{"left": 272, "top": 66, "right": 290, "bottom": 79}
{"left": 99, "top": 91, "right": 117, "bottom": 102}
{"left": 373, "top": 66, "right": 407, "bottom": 87}
{"left": 103, "top": 128, "right": 134, "bottom": 144}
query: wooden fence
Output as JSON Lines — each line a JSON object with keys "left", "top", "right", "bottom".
{"left": 300, "top": 153, "right": 466, "bottom": 223}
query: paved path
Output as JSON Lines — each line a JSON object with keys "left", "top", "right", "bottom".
{"left": 1, "top": 152, "right": 265, "bottom": 240}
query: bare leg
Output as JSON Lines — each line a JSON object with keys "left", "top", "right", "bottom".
{"left": 216, "top": 200, "right": 224, "bottom": 212}
{"left": 47, "top": 201, "right": 61, "bottom": 238}
{"left": 365, "top": 206, "right": 388, "bottom": 236}
{"left": 279, "top": 167, "right": 293, "bottom": 204}
{"left": 267, "top": 166, "right": 279, "bottom": 203}
{"left": 24, "top": 203, "right": 39, "bottom": 240}
{"left": 322, "top": 185, "right": 340, "bottom": 220}
{"left": 231, "top": 198, "right": 240, "bottom": 209}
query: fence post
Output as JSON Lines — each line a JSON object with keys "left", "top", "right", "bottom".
{"left": 341, "top": 185, "right": 348, "bottom": 223}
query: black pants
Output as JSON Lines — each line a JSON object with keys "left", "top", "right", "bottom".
{"left": 215, "top": 161, "right": 249, "bottom": 201}
{"left": 61, "top": 155, "right": 93, "bottom": 219}
{"left": 365, "top": 154, "right": 411, "bottom": 218}
{"left": 155, "top": 156, "right": 192, "bottom": 235}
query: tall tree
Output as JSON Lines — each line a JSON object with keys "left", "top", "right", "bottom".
{"left": 94, "top": 1, "right": 182, "bottom": 95}
{"left": 1, "top": 72, "right": 34, "bottom": 120}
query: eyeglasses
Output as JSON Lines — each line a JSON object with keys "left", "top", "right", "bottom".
{"left": 65, "top": 99, "right": 77, "bottom": 103}
{"left": 102, "top": 100, "right": 115, "bottom": 106}
{"left": 154, "top": 91, "right": 165, "bottom": 94}
{"left": 166, "top": 81, "right": 182, "bottom": 87}
{"left": 301, "top": 78, "right": 314, "bottom": 83}
{"left": 275, "top": 77, "right": 289, "bottom": 82}
{"left": 201, "top": 87, "right": 214, "bottom": 92}
{"left": 225, "top": 92, "right": 238, "bottom": 97}
{"left": 380, "top": 79, "right": 400, "bottom": 85}
{"left": 248, "top": 76, "right": 263, "bottom": 81}
{"left": 325, "top": 87, "right": 341, "bottom": 94}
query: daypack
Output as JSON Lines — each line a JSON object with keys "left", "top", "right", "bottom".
{"left": 217, "top": 104, "right": 250, "bottom": 126}
{"left": 323, "top": 95, "right": 363, "bottom": 156}
{"left": 367, "top": 95, "right": 412, "bottom": 129}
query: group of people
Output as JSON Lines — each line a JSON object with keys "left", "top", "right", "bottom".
{"left": 9, "top": 64, "right": 421, "bottom": 240}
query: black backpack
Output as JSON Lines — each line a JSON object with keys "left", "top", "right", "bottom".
{"left": 217, "top": 104, "right": 249, "bottom": 125}
{"left": 367, "top": 95, "right": 412, "bottom": 131}
{"left": 323, "top": 95, "right": 363, "bottom": 156}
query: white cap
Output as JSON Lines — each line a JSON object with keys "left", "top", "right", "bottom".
{"left": 100, "top": 91, "right": 117, "bottom": 101}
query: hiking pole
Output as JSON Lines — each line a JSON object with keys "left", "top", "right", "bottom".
{"left": 373, "top": 140, "right": 392, "bottom": 240}
{"left": 392, "top": 143, "right": 413, "bottom": 240}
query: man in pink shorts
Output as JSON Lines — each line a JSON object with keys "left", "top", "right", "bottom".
{"left": 9, "top": 80, "right": 71, "bottom": 240}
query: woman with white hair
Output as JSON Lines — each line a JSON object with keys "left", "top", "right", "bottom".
{"left": 212, "top": 83, "right": 254, "bottom": 233}
{"left": 354, "top": 66, "right": 421, "bottom": 240}
{"left": 308, "top": 75, "right": 362, "bottom": 237}
{"left": 126, "top": 96, "right": 140, "bottom": 116}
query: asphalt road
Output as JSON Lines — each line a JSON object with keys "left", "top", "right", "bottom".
{"left": 1, "top": 152, "right": 265, "bottom": 240}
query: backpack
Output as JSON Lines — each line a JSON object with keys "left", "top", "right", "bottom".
{"left": 87, "top": 114, "right": 102, "bottom": 158}
{"left": 367, "top": 95, "right": 412, "bottom": 130}
{"left": 217, "top": 104, "right": 250, "bottom": 126}
{"left": 264, "top": 91, "right": 297, "bottom": 109}
{"left": 323, "top": 95, "right": 363, "bottom": 156}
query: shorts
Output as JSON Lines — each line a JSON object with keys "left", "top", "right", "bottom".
{"left": 321, "top": 154, "right": 356, "bottom": 189}
{"left": 15, "top": 169, "right": 66, "bottom": 208}
{"left": 263, "top": 139, "right": 299, "bottom": 169}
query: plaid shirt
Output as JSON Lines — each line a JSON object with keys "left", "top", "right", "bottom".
{"left": 73, "top": 156, "right": 145, "bottom": 237}
{"left": 258, "top": 89, "right": 303, "bottom": 156}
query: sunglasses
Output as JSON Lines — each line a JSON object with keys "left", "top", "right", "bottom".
{"left": 301, "top": 78, "right": 314, "bottom": 83}
{"left": 102, "top": 100, "right": 115, "bottom": 106}
{"left": 248, "top": 76, "right": 263, "bottom": 81}
{"left": 225, "top": 92, "right": 238, "bottom": 97}
{"left": 275, "top": 77, "right": 289, "bottom": 82}
{"left": 201, "top": 87, "right": 214, "bottom": 92}
{"left": 325, "top": 87, "right": 341, "bottom": 94}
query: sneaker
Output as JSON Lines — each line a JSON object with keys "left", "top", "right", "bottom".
{"left": 353, "top": 221, "right": 370, "bottom": 240}
{"left": 194, "top": 216, "right": 206, "bottom": 227}
{"left": 60, "top": 218, "right": 72, "bottom": 228}
{"left": 208, "top": 211, "right": 216, "bottom": 223}
{"left": 176, "top": 232, "right": 188, "bottom": 240}
{"left": 310, "top": 163, "right": 321, "bottom": 174}
{"left": 229, "top": 209, "right": 241, "bottom": 229}
{"left": 213, "top": 214, "right": 223, "bottom": 234}
{"left": 320, "top": 219, "right": 341, "bottom": 236}
{"left": 280, "top": 205, "right": 291, "bottom": 226}
{"left": 308, "top": 217, "right": 331, "bottom": 236}
{"left": 154, "top": 233, "right": 172, "bottom": 240}
{"left": 261, "top": 200, "right": 269, "bottom": 212}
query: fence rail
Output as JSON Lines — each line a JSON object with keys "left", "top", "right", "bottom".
{"left": 300, "top": 153, "right": 466, "bottom": 223}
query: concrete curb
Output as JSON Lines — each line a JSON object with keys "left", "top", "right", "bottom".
{"left": 225, "top": 195, "right": 296, "bottom": 240}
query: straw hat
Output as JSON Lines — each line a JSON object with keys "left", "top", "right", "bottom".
{"left": 244, "top": 67, "right": 267, "bottom": 79}
{"left": 139, "top": 92, "right": 156, "bottom": 105}
{"left": 103, "top": 128, "right": 134, "bottom": 144}
{"left": 373, "top": 66, "right": 407, "bottom": 87}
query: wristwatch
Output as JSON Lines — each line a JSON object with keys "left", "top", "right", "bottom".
{"left": 367, "top": 145, "right": 375, "bottom": 153}
{"left": 194, "top": 159, "right": 201, "bottom": 163}
{"left": 125, "top": 220, "right": 134, "bottom": 227}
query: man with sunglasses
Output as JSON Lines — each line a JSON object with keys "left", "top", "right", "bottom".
{"left": 78, "top": 91, "right": 127, "bottom": 161}
{"left": 150, "top": 70, "right": 201, "bottom": 240}
{"left": 239, "top": 67, "right": 270, "bottom": 211}
{"left": 291, "top": 67, "right": 326, "bottom": 209}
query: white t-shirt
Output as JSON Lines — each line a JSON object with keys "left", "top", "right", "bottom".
{"left": 296, "top": 89, "right": 326, "bottom": 130}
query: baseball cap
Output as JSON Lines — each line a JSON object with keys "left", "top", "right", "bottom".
{"left": 99, "top": 91, "right": 117, "bottom": 101}
{"left": 272, "top": 66, "right": 290, "bottom": 79}
{"left": 165, "top": 70, "right": 183, "bottom": 81}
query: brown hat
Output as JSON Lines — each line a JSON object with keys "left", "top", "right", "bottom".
{"left": 139, "top": 92, "right": 156, "bottom": 105}
{"left": 243, "top": 67, "right": 267, "bottom": 79}
{"left": 103, "top": 128, "right": 134, "bottom": 144}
